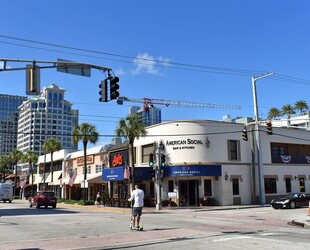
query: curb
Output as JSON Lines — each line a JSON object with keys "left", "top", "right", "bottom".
{"left": 291, "top": 219, "right": 310, "bottom": 229}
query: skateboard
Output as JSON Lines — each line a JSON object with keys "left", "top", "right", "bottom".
{"left": 130, "top": 223, "right": 143, "bottom": 231}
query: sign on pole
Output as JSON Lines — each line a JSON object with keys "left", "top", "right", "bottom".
{"left": 57, "top": 59, "right": 91, "bottom": 77}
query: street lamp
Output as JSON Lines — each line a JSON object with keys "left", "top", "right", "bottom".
{"left": 252, "top": 72, "right": 273, "bottom": 205}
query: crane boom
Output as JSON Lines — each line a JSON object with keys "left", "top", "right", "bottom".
{"left": 116, "top": 96, "right": 241, "bottom": 111}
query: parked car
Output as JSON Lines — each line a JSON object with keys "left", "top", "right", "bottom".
{"left": 270, "top": 193, "right": 310, "bottom": 209}
{"left": 29, "top": 191, "right": 57, "bottom": 209}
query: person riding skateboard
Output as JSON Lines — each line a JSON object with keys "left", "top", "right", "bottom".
{"left": 128, "top": 184, "right": 144, "bottom": 230}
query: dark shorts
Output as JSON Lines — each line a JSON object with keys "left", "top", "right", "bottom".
{"left": 132, "top": 207, "right": 143, "bottom": 217}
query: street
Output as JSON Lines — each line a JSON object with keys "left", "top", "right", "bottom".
{"left": 0, "top": 201, "right": 310, "bottom": 249}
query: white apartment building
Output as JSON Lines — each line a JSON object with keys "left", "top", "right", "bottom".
{"left": 17, "top": 83, "right": 78, "bottom": 158}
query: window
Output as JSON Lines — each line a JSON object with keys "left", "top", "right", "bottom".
{"left": 83, "top": 166, "right": 91, "bottom": 175}
{"left": 168, "top": 180, "right": 174, "bottom": 192}
{"left": 204, "top": 179, "right": 212, "bottom": 196}
{"left": 142, "top": 144, "right": 154, "bottom": 163}
{"left": 96, "top": 164, "right": 102, "bottom": 173}
{"left": 299, "top": 178, "right": 305, "bottom": 192}
{"left": 285, "top": 178, "right": 291, "bottom": 193}
{"left": 228, "top": 140, "right": 240, "bottom": 161}
{"left": 232, "top": 178, "right": 239, "bottom": 195}
{"left": 265, "top": 178, "right": 277, "bottom": 194}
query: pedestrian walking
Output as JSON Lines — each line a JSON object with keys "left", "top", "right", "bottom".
{"left": 128, "top": 184, "right": 144, "bottom": 230}
{"left": 96, "top": 192, "right": 101, "bottom": 207}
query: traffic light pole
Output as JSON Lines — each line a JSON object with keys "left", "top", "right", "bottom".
{"left": 155, "top": 142, "right": 164, "bottom": 210}
{"left": 252, "top": 72, "right": 273, "bottom": 205}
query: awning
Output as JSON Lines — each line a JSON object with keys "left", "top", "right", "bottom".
{"left": 34, "top": 174, "right": 44, "bottom": 184}
{"left": 45, "top": 171, "right": 62, "bottom": 184}
{"left": 62, "top": 175, "right": 82, "bottom": 185}
{"left": 164, "top": 165, "right": 222, "bottom": 177}
{"left": 87, "top": 173, "right": 104, "bottom": 183}
{"left": 51, "top": 173, "right": 63, "bottom": 185}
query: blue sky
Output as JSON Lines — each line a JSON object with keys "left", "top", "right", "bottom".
{"left": 1, "top": 1, "right": 310, "bottom": 148}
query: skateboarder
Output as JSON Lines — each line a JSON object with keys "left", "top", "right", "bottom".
{"left": 128, "top": 184, "right": 144, "bottom": 230}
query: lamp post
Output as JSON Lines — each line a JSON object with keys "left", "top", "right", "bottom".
{"left": 252, "top": 72, "right": 273, "bottom": 205}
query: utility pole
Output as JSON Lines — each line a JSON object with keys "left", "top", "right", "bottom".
{"left": 252, "top": 72, "right": 273, "bottom": 205}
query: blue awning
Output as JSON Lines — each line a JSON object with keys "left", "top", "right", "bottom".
{"left": 102, "top": 167, "right": 124, "bottom": 181}
{"left": 102, "top": 167, "right": 152, "bottom": 181}
{"left": 164, "top": 165, "right": 222, "bottom": 177}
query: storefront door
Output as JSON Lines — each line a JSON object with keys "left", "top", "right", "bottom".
{"left": 179, "top": 180, "right": 198, "bottom": 206}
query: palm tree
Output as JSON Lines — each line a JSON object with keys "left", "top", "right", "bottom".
{"left": 115, "top": 114, "right": 147, "bottom": 191}
{"left": 294, "top": 100, "right": 309, "bottom": 115}
{"left": 43, "top": 137, "right": 61, "bottom": 191}
{"left": 9, "top": 149, "right": 23, "bottom": 196}
{"left": 267, "top": 107, "right": 281, "bottom": 120}
{"left": 0, "top": 155, "right": 12, "bottom": 182}
{"left": 22, "top": 151, "right": 38, "bottom": 196}
{"left": 282, "top": 104, "right": 296, "bottom": 126}
{"left": 73, "top": 123, "right": 99, "bottom": 204}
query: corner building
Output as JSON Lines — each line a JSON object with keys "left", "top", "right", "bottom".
{"left": 133, "top": 120, "right": 310, "bottom": 206}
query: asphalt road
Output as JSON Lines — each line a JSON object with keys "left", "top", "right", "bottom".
{"left": 1, "top": 200, "right": 310, "bottom": 249}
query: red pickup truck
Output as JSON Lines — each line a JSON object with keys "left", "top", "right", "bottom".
{"left": 29, "top": 191, "right": 57, "bottom": 209}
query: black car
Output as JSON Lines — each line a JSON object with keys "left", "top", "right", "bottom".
{"left": 270, "top": 193, "right": 310, "bottom": 209}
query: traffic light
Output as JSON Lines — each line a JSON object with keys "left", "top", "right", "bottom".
{"left": 150, "top": 169, "right": 155, "bottom": 180}
{"left": 160, "top": 154, "right": 166, "bottom": 167}
{"left": 110, "top": 77, "right": 120, "bottom": 100}
{"left": 149, "top": 153, "right": 154, "bottom": 167}
{"left": 160, "top": 168, "right": 167, "bottom": 178}
{"left": 242, "top": 128, "right": 248, "bottom": 141}
{"left": 266, "top": 120, "right": 272, "bottom": 135}
{"left": 99, "top": 80, "right": 108, "bottom": 102}
{"left": 26, "top": 64, "right": 40, "bottom": 95}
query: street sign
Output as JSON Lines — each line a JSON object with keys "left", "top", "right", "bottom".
{"left": 57, "top": 58, "right": 91, "bottom": 77}
{"left": 80, "top": 180, "right": 88, "bottom": 188}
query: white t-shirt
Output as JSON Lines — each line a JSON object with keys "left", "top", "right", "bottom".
{"left": 128, "top": 188, "right": 144, "bottom": 207}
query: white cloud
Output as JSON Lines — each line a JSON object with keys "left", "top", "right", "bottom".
{"left": 113, "top": 67, "right": 126, "bottom": 76}
{"left": 0, "top": 62, "right": 3, "bottom": 69}
{"left": 131, "top": 53, "right": 170, "bottom": 75}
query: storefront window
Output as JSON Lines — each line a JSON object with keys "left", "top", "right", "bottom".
{"left": 299, "top": 178, "right": 305, "bottom": 192}
{"left": 265, "top": 178, "right": 277, "bottom": 194}
{"left": 204, "top": 179, "right": 212, "bottom": 196}
{"left": 285, "top": 178, "right": 291, "bottom": 193}
{"left": 232, "top": 178, "right": 239, "bottom": 195}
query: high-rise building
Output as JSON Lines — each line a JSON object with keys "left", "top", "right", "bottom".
{"left": 129, "top": 105, "right": 161, "bottom": 127}
{"left": 0, "top": 94, "right": 27, "bottom": 156}
{"left": 17, "top": 83, "right": 79, "bottom": 156}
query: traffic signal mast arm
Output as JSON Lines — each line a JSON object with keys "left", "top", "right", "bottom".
{"left": 117, "top": 96, "right": 241, "bottom": 111}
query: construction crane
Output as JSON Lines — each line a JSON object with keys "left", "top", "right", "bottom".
{"left": 116, "top": 96, "right": 241, "bottom": 111}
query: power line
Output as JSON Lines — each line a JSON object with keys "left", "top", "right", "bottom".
{"left": 0, "top": 35, "right": 272, "bottom": 77}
